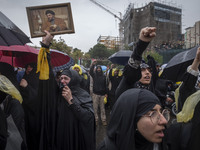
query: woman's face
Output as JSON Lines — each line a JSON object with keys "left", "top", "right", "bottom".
{"left": 60, "top": 75, "right": 71, "bottom": 86}
{"left": 139, "top": 68, "right": 152, "bottom": 85}
{"left": 26, "top": 65, "right": 33, "bottom": 75}
{"left": 74, "top": 67, "right": 80, "bottom": 73}
{"left": 137, "top": 104, "right": 168, "bottom": 143}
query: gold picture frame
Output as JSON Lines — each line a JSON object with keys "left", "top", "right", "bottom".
{"left": 26, "top": 3, "right": 75, "bottom": 38}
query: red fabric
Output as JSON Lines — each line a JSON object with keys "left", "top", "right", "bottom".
{"left": 0, "top": 45, "right": 70, "bottom": 68}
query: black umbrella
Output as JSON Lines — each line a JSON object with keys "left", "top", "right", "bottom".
{"left": 0, "top": 11, "right": 31, "bottom": 46}
{"left": 161, "top": 46, "right": 199, "bottom": 81}
{"left": 108, "top": 50, "right": 132, "bottom": 66}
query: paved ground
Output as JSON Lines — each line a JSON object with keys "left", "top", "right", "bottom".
{"left": 96, "top": 108, "right": 111, "bottom": 148}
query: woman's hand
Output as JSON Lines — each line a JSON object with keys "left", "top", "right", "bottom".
{"left": 42, "top": 30, "right": 54, "bottom": 46}
{"left": 139, "top": 27, "right": 156, "bottom": 42}
{"left": 62, "top": 85, "right": 73, "bottom": 105}
{"left": 20, "top": 79, "right": 28, "bottom": 88}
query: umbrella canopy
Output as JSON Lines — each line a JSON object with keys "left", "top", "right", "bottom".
{"left": 50, "top": 49, "right": 74, "bottom": 72}
{"left": 161, "top": 46, "right": 199, "bottom": 81}
{"left": 101, "top": 65, "right": 107, "bottom": 72}
{"left": 0, "top": 11, "right": 31, "bottom": 46}
{"left": 108, "top": 50, "right": 132, "bottom": 66}
{"left": 0, "top": 45, "right": 74, "bottom": 70}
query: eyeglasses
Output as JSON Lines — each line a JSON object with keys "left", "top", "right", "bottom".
{"left": 143, "top": 109, "right": 170, "bottom": 124}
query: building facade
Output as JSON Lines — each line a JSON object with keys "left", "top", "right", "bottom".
{"left": 97, "top": 35, "right": 121, "bottom": 50}
{"left": 123, "top": 2, "right": 182, "bottom": 49}
{"left": 185, "top": 21, "right": 200, "bottom": 49}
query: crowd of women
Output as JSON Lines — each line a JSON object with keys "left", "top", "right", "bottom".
{"left": 0, "top": 27, "right": 200, "bottom": 150}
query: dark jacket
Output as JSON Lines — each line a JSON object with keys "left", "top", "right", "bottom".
{"left": 0, "top": 62, "right": 27, "bottom": 150}
{"left": 155, "top": 79, "right": 174, "bottom": 107}
{"left": 90, "top": 65, "right": 107, "bottom": 95}
{"left": 3, "top": 95, "right": 27, "bottom": 150}
{"left": 0, "top": 107, "right": 7, "bottom": 150}
{"left": 108, "top": 69, "right": 122, "bottom": 96}
{"left": 177, "top": 71, "right": 197, "bottom": 112}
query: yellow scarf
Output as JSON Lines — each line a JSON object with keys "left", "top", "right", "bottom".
{"left": 37, "top": 47, "right": 50, "bottom": 80}
{"left": 0, "top": 75, "right": 23, "bottom": 103}
{"left": 72, "top": 64, "right": 82, "bottom": 75}
{"left": 177, "top": 90, "right": 200, "bottom": 123}
{"left": 175, "top": 82, "right": 200, "bottom": 123}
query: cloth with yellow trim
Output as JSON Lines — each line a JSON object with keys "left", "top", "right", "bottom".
{"left": 35, "top": 47, "right": 58, "bottom": 150}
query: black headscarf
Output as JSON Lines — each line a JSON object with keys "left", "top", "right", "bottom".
{"left": 60, "top": 69, "right": 92, "bottom": 106}
{"left": 0, "top": 62, "right": 21, "bottom": 103}
{"left": 61, "top": 69, "right": 79, "bottom": 87}
{"left": 0, "top": 62, "right": 19, "bottom": 90}
{"left": 22, "top": 63, "right": 39, "bottom": 89}
{"left": 104, "top": 88, "right": 161, "bottom": 150}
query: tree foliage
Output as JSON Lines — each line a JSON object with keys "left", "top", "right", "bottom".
{"left": 49, "top": 37, "right": 130, "bottom": 67}
{"left": 51, "top": 37, "right": 72, "bottom": 55}
{"left": 82, "top": 53, "right": 91, "bottom": 68}
{"left": 71, "top": 48, "right": 84, "bottom": 64}
{"left": 88, "top": 43, "right": 111, "bottom": 59}
{"left": 143, "top": 50, "right": 163, "bottom": 64}
{"left": 123, "top": 44, "right": 132, "bottom": 50}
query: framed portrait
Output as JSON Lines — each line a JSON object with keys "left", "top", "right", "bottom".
{"left": 26, "top": 3, "right": 75, "bottom": 38}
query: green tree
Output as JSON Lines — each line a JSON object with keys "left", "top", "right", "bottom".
{"left": 143, "top": 50, "right": 163, "bottom": 64}
{"left": 88, "top": 44, "right": 111, "bottom": 59}
{"left": 82, "top": 53, "right": 91, "bottom": 68}
{"left": 88, "top": 44, "right": 118, "bottom": 66}
{"left": 51, "top": 37, "right": 72, "bottom": 55}
{"left": 71, "top": 48, "right": 84, "bottom": 64}
{"left": 123, "top": 44, "right": 132, "bottom": 50}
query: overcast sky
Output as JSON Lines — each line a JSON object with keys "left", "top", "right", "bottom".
{"left": 1, "top": 0, "right": 200, "bottom": 52}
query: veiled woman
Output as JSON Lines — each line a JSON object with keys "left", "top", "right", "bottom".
{"left": 98, "top": 88, "right": 169, "bottom": 150}
{"left": 56, "top": 69, "right": 95, "bottom": 150}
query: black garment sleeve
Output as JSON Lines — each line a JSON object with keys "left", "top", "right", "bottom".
{"left": 115, "top": 40, "right": 149, "bottom": 99}
{"left": 124, "top": 39, "right": 150, "bottom": 85}
{"left": 97, "top": 140, "right": 106, "bottom": 150}
{"left": 108, "top": 69, "right": 113, "bottom": 81}
{"left": 178, "top": 72, "right": 197, "bottom": 112}
{"left": 3, "top": 97, "right": 27, "bottom": 148}
{"left": 108, "top": 69, "right": 117, "bottom": 85}
{"left": 147, "top": 55, "right": 158, "bottom": 93}
{"left": 69, "top": 99, "right": 96, "bottom": 150}
{"left": 131, "top": 39, "right": 149, "bottom": 61}
{"left": 69, "top": 101, "right": 94, "bottom": 124}
{"left": 89, "top": 65, "right": 95, "bottom": 78}
{"left": 0, "top": 107, "right": 7, "bottom": 150}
